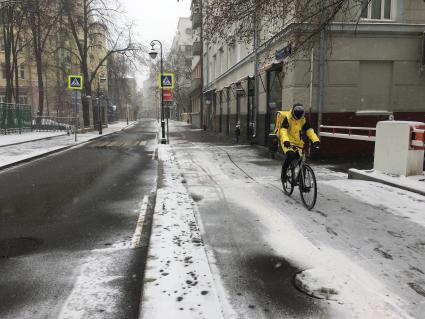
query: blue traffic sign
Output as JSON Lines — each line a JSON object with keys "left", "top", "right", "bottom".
{"left": 158, "top": 73, "right": 175, "bottom": 89}
{"left": 68, "top": 75, "right": 83, "bottom": 90}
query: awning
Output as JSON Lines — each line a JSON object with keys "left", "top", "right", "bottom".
{"left": 259, "top": 61, "right": 283, "bottom": 73}
{"left": 235, "top": 75, "right": 254, "bottom": 84}
{"left": 202, "top": 88, "right": 216, "bottom": 95}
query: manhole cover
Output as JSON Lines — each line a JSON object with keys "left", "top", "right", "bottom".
{"left": 0, "top": 238, "right": 41, "bottom": 258}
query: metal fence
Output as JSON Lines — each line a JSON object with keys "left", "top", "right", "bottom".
{"left": 32, "top": 116, "right": 76, "bottom": 132}
{"left": 0, "top": 103, "right": 32, "bottom": 134}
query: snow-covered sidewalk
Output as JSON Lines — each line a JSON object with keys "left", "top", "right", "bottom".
{"left": 0, "top": 121, "right": 135, "bottom": 169}
{"left": 140, "top": 146, "right": 227, "bottom": 319}
{"left": 0, "top": 131, "right": 68, "bottom": 147}
{"left": 349, "top": 168, "right": 425, "bottom": 196}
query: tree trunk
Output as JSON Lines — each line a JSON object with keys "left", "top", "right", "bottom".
{"left": 35, "top": 52, "right": 44, "bottom": 115}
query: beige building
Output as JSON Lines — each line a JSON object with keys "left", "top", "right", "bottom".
{"left": 194, "top": 0, "right": 425, "bottom": 156}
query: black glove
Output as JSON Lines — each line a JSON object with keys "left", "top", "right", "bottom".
{"left": 283, "top": 141, "right": 291, "bottom": 148}
{"left": 312, "top": 141, "right": 321, "bottom": 149}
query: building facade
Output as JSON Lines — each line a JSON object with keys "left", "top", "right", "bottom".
{"left": 194, "top": 0, "right": 425, "bottom": 157}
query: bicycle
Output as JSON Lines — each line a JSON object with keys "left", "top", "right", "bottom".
{"left": 281, "top": 144, "right": 318, "bottom": 210}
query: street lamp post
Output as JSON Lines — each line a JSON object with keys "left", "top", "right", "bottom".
{"left": 149, "top": 40, "right": 166, "bottom": 144}
{"left": 97, "top": 76, "right": 106, "bottom": 134}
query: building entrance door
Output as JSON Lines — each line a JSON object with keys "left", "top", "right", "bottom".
{"left": 226, "top": 88, "right": 230, "bottom": 135}
{"left": 265, "top": 67, "right": 283, "bottom": 144}
{"left": 219, "top": 91, "right": 223, "bottom": 133}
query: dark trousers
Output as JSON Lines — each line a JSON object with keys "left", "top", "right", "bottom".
{"left": 281, "top": 150, "right": 300, "bottom": 180}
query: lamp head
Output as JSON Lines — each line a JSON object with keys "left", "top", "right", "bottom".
{"left": 149, "top": 45, "right": 158, "bottom": 59}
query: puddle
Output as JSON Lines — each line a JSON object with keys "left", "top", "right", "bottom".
{"left": 0, "top": 237, "right": 41, "bottom": 258}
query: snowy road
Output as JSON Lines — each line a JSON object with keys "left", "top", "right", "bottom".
{"left": 154, "top": 122, "right": 425, "bottom": 318}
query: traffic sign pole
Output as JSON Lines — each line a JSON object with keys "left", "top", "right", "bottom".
{"left": 75, "top": 91, "right": 78, "bottom": 142}
{"left": 67, "top": 75, "right": 83, "bottom": 142}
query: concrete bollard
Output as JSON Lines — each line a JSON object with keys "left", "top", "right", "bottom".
{"left": 374, "top": 121, "right": 425, "bottom": 176}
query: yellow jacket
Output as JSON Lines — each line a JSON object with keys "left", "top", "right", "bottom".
{"left": 274, "top": 111, "right": 319, "bottom": 153}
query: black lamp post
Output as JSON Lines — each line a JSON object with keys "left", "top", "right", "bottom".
{"left": 97, "top": 76, "right": 106, "bottom": 134}
{"left": 149, "top": 40, "right": 166, "bottom": 144}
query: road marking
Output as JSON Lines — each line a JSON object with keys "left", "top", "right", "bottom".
{"left": 139, "top": 140, "right": 147, "bottom": 146}
{"left": 131, "top": 195, "right": 149, "bottom": 248}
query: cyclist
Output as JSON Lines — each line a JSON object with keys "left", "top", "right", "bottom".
{"left": 275, "top": 103, "right": 321, "bottom": 182}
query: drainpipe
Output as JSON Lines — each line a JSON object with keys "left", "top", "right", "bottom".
{"left": 317, "top": 0, "right": 326, "bottom": 135}
{"left": 253, "top": 0, "right": 259, "bottom": 140}
{"left": 200, "top": 0, "right": 204, "bottom": 128}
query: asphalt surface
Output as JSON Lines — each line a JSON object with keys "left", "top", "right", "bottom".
{"left": 0, "top": 119, "right": 158, "bottom": 319}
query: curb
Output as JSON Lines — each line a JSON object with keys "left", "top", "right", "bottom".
{"left": 348, "top": 169, "right": 425, "bottom": 197}
{"left": 137, "top": 148, "right": 161, "bottom": 318}
{"left": 0, "top": 124, "right": 133, "bottom": 172}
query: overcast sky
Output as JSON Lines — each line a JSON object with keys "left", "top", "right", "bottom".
{"left": 122, "top": 0, "right": 191, "bottom": 87}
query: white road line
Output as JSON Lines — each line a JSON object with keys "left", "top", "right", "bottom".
{"left": 139, "top": 140, "right": 147, "bottom": 146}
{"left": 131, "top": 195, "right": 149, "bottom": 248}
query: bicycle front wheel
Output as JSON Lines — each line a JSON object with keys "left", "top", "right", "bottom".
{"left": 299, "top": 164, "right": 317, "bottom": 210}
{"left": 281, "top": 165, "right": 294, "bottom": 196}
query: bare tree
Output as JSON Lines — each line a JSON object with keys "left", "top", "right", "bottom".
{"left": 61, "top": 0, "right": 144, "bottom": 100}
{"left": 21, "top": 0, "right": 62, "bottom": 115}
{"left": 1, "top": 2, "right": 28, "bottom": 103}
{"left": 202, "top": 0, "right": 366, "bottom": 55}
{"left": 166, "top": 51, "right": 192, "bottom": 118}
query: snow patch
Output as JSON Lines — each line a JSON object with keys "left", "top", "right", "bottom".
{"left": 58, "top": 252, "right": 124, "bottom": 319}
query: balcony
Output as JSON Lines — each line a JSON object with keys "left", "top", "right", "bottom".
{"left": 191, "top": 12, "right": 201, "bottom": 28}
{"left": 192, "top": 41, "right": 202, "bottom": 56}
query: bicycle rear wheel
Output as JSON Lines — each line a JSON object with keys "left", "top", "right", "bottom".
{"left": 281, "top": 165, "right": 294, "bottom": 196}
{"left": 299, "top": 164, "right": 317, "bottom": 210}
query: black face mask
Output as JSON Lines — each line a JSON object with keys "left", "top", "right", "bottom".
{"left": 293, "top": 110, "right": 304, "bottom": 120}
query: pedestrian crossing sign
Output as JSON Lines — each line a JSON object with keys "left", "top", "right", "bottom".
{"left": 68, "top": 75, "right": 83, "bottom": 90}
{"left": 158, "top": 73, "right": 175, "bottom": 89}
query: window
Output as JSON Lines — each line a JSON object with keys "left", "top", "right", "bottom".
{"left": 20, "top": 64, "right": 25, "bottom": 79}
{"left": 361, "top": 0, "right": 393, "bottom": 20}
{"left": 212, "top": 54, "right": 217, "bottom": 80}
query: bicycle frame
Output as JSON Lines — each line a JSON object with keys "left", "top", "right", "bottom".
{"left": 288, "top": 146, "right": 307, "bottom": 186}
